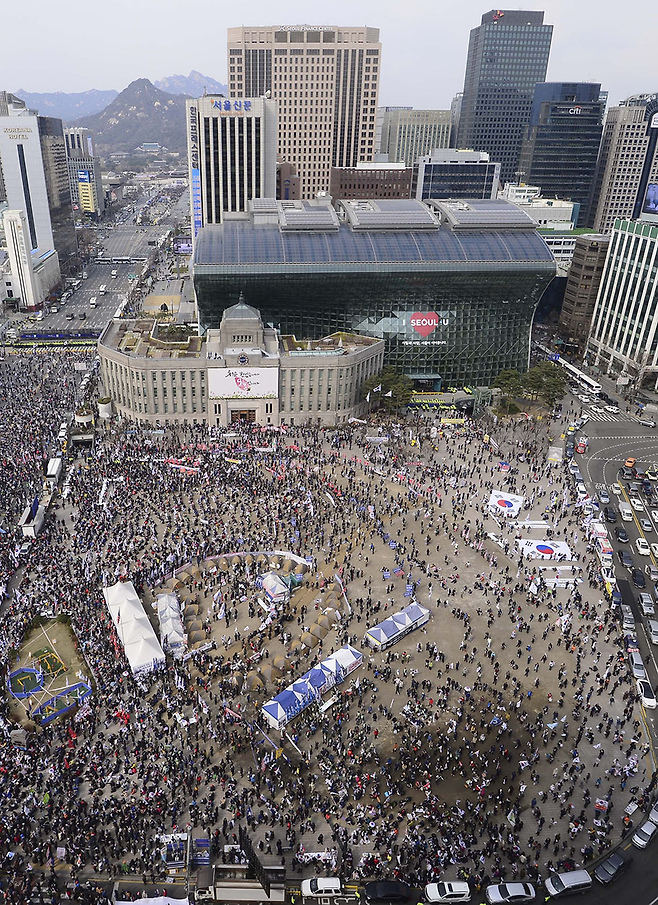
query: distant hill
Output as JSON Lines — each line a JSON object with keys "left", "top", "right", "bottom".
{"left": 13, "top": 88, "right": 118, "bottom": 120}
{"left": 155, "top": 70, "right": 227, "bottom": 97}
{"left": 73, "top": 79, "right": 188, "bottom": 154}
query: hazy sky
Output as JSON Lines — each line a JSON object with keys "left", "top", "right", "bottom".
{"left": 6, "top": 0, "right": 657, "bottom": 108}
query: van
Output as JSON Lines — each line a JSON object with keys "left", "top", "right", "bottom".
{"left": 621, "top": 505, "right": 633, "bottom": 522}
{"left": 629, "top": 651, "right": 647, "bottom": 679}
{"left": 647, "top": 620, "right": 658, "bottom": 645}
{"left": 544, "top": 870, "right": 592, "bottom": 898}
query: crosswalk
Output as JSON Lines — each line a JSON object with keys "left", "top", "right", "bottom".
{"left": 582, "top": 409, "right": 635, "bottom": 424}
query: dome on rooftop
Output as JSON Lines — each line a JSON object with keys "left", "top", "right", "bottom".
{"left": 221, "top": 294, "right": 261, "bottom": 321}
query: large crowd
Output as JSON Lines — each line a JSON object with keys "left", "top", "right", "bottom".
{"left": 0, "top": 351, "right": 654, "bottom": 904}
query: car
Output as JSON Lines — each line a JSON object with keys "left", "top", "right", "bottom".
{"left": 612, "top": 483, "right": 622, "bottom": 496}
{"left": 301, "top": 879, "right": 342, "bottom": 898}
{"left": 65, "top": 312, "right": 74, "bottom": 320}
{"left": 577, "top": 394, "right": 591, "bottom": 404}
{"left": 364, "top": 882, "right": 414, "bottom": 905}
{"left": 632, "top": 568, "right": 647, "bottom": 588}
{"left": 593, "top": 851, "right": 631, "bottom": 885}
{"left": 636, "top": 470, "right": 648, "bottom": 481}
{"left": 19, "top": 539, "right": 31, "bottom": 557}
{"left": 649, "top": 803, "right": 658, "bottom": 824}
{"left": 606, "top": 404, "right": 620, "bottom": 413}
{"left": 580, "top": 413, "right": 590, "bottom": 424}
{"left": 620, "top": 466, "right": 636, "bottom": 480}
{"left": 626, "top": 457, "right": 637, "bottom": 468}
{"left": 624, "top": 633, "right": 640, "bottom": 653}
{"left": 618, "top": 550, "right": 634, "bottom": 569}
{"left": 641, "top": 517, "right": 653, "bottom": 532}
{"left": 632, "top": 820, "right": 658, "bottom": 848}
{"left": 604, "top": 507, "right": 618, "bottom": 523}
{"left": 639, "top": 592, "right": 655, "bottom": 615}
{"left": 647, "top": 466, "right": 658, "bottom": 481}
{"left": 79, "top": 312, "right": 87, "bottom": 319}
{"left": 601, "top": 566, "right": 617, "bottom": 585}
{"left": 424, "top": 883, "right": 471, "bottom": 904}
{"left": 590, "top": 405, "right": 605, "bottom": 413}
{"left": 615, "top": 526, "right": 629, "bottom": 543}
{"left": 484, "top": 885, "right": 535, "bottom": 905}
{"left": 646, "top": 564, "right": 658, "bottom": 581}
{"left": 637, "top": 679, "right": 657, "bottom": 709}
{"left": 598, "top": 488, "right": 610, "bottom": 504}
{"left": 637, "top": 538, "right": 651, "bottom": 556}
{"left": 631, "top": 497, "right": 645, "bottom": 511}
{"left": 576, "top": 483, "right": 588, "bottom": 500}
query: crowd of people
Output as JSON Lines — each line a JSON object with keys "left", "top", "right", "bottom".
{"left": 0, "top": 350, "right": 654, "bottom": 904}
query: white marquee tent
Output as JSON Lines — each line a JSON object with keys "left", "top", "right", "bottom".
{"left": 103, "top": 581, "right": 165, "bottom": 675}
{"left": 157, "top": 592, "right": 185, "bottom": 658}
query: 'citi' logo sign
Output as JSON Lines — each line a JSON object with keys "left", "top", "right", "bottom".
{"left": 410, "top": 312, "right": 448, "bottom": 337}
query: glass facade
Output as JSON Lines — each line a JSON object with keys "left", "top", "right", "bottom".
{"left": 413, "top": 162, "right": 499, "bottom": 200}
{"left": 193, "top": 222, "right": 555, "bottom": 386}
{"left": 457, "top": 11, "right": 553, "bottom": 184}
{"left": 38, "top": 116, "right": 78, "bottom": 272}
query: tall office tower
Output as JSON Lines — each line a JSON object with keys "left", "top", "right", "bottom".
{"left": 457, "top": 10, "right": 553, "bottom": 184}
{"left": 588, "top": 93, "right": 658, "bottom": 234}
{"left": 186, "top": 95, "right": 277, "bottom": 235}
{"left": 227, "top": 25, "right": 382, "bottom": 198}
{"left": 3, "top": 209, "right": 40, "bottom": 308}
{"left": 450, "top": 93, "right": 463, "bottom": 147}
{"left": 0, "top": 93, "right": 77, "bottom": 274}
{"left": 378, "top": 107, "right": 452, "bottom": 166}
{"left": 559, "top": 233, "right": 610, "bottom": 339}
{"left": 64, "top": 127, "right": 104, "bottom": 218}
{"left": 518, "top": 83, "right": 604, "bottom": 226}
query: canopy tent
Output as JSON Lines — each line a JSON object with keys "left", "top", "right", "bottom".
{"left": 103, "top": 581, "right": 165, "bottom": 675}
{"left": 260, "top": 572, "right": 290, "bottom": 604}
{"left": 262, "top": 645, "right": 363, "bottom": 730}
{"left": 157, "top": 592, "right": 185, "bottom": 658}
{"left": 364, "top": 603, "right": 430, "bottom": 651}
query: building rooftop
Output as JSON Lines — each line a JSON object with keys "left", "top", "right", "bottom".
{"left": 280, "top": 332, "right": 381, "bottom": 355}
{"left": 100, "top": 319, "right": 204, "bottom": 359}
{"left": 194, "top": 199, "right": 554, "bottom": 268}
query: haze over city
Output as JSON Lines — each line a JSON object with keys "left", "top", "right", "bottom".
{"left": 8, "top": 0, "right": 658, "bottom": 106}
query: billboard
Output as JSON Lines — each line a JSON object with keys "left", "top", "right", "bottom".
{"left": 642, "top": 183, "right": 658, "bottom": 215}
{"left": 77, "top": 169, "right": 90, "bottom": 183}
{"left": 209, "top": 367, "right": 278, "bottom": 400}
{"left": 173, "top": 236, "right": 193, "bottom": 255}
{"left": 191, "top": 168, "right": 202, "bottom": 236}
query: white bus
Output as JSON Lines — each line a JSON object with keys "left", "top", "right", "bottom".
{"left": 534, "top": 343, "right": 602, "bottom": 395}
{"left": 99, "top": 285, "right": 107, "bottom": 295}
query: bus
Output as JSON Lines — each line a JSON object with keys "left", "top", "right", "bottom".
{"left": 99, "top": 285, "right": 107, "bottom": 295}
{"left": 534, "top": 343, "right": 602, "bottom": 395}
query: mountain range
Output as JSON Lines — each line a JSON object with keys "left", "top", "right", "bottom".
{"left": 73, "top": 79, "right": 189, "bottom": 155}
{"left": 13, "top": 71, "right": 226, "bottom": 123}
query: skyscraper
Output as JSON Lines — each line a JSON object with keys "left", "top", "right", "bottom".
{"left": 227, "top": 25, "right": 381, "bottom": 198}
{"left": 64, "top": 126, "right": 104, "bottom": 218}
{"left": 456, "top": 10, "right": 553, "bottom": 184}
{"left": 0, "top": 91, "right": 77, "bottom": 274}
{"left": 518, "top": 83, "right": 604, "bottom": 226}
{"left": 588, "top": 93, "right": 658, "bottom": 234}
{"left": 186, "top": 95, "right": 277, "bottom": 235}
{"left": 378, "top": 108, "right": 452, "bottom": 166}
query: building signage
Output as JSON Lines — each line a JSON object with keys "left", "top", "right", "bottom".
{"left": 77, "top": 169, "right": 90, "bottom": 182}
{"left": 188, "top": 105, "right": 199, "bottom": 169}
{"left": 410, "top": 311, "right": 450, "bottom": 337}
{"left": 651, "top": 113, "right": 658, "bottom": 130}
{"left": 568, "top": 106, "right": 582, "bottom": 115}
{"left": 211, "top": 100, "right": 253, "bottom": 113}
{"left": 191, "top": 168, "right": 203, "bottom": 237}
{"left": 209, "top": 367, "right": 278, "bottom": 400}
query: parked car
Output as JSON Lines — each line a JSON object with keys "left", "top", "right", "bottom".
{"left": 637, "top": 678, "right": 657, "bottom": 709}
{"left": 593, "top": 852, "right": 631, "bottom": 885}
{"left": 631, "top": 497, "right": 646, "bottom": 511}
{"left": 632, "top": 568, "right": 647, "bottom": 588}
{"left": 598, "top": 488, "right": 610, "bottom": 504}
{"left": 364, "top": 883, "right": 414, "bottom": 905}
{"left": 485, "top": 885, "right": 535, "bottom": 905}
{"left": 641, "top": 517, "right": 653, "bottom": 532}
{"left": 618, "top": 550, "right": 634, "bottom": 569}
{"left": 632, "top": 820, "right": 658, "bottom": 848}
{"left": 301, "top": 879, "right": 342, "bottom": 898}
{"left": 424, "top": 883, "right": 471, "bottom": 904}
{"left": 637, "top": 538, "right": 651, "bottom": 556}
{"left": 615, "top": 526, "right": 629, "bottom": 543}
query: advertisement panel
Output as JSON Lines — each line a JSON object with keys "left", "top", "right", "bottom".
{"left": 77, "top": 169, "right": 90, "bottom": 183}
{"left": 209, "top": 367, "right": 278, "bottom": 400}
{"left": 173, "top": 236, "right": 193, "bottom": 255}
{"left": 642, "top": 183, "right": 658, "bottom": 216}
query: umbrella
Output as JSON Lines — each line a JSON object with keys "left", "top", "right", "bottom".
{"left": 317, "top": 613, "right": 336, "bottom": 629}
{"left": 301, "top": 631, "right": 320, "bottom": 648}
{"left": 309, "top": 623, "right": 328, "bottom": 639}
{"left": 245, "top": 671, "right": 265, "bottom": 689}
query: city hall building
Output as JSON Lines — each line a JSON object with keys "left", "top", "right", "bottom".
{"left": 98, "top": 300, "right": 384, "bottom": 427}
{"left": 191, "top": 198, "right": 556, "bottom": 388}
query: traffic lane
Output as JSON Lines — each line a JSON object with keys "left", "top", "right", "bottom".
{"left": 584, "top": 838, "right": 655, "bottom": 905}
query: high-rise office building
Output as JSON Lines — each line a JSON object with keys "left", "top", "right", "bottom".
{"left": 586, "top": 218, "right": 658, "bottom": 384}
{"left": 411, "top": 150, "right": 500, "bottom": 201}
{"left": 588, "top": 93, "right": 658, "bottom": 234}
{"left": 186, "top": 95, "right": 277, "bottom": 235}
{"left": 0, "top": 91, "right": 77, "bottom": 274}
{"left": 64, "top": 127, "right": 104, "bottom": 218}
{"left": 519, "top": 83, "right": 604, "bottom": 226}
{"left": 227, "top": 25, "right": 381, "bottom": 198}
{"left": 559, "top": 233, "right": 610, "bottom": 339}
{"left": 450, "top": 93, "right": 463, "bottom": 147}
{"left": 457, "top": 10, "right": 553, "bottom": 184}
{"left": 2, "top": 209, "right": 61, "bottom": 310}
{"left": 378, "top": 107, "right": 452, "bottom": 166}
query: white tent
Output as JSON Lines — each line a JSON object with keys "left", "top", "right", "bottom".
{"left": 104, "top": 581, "right": 165, "bottom": 675}
{"left": 261, "top": 572, "right": 290, "bottom": 603}
{"left": 157, "top": 592, "right": 185, "bottom": 658}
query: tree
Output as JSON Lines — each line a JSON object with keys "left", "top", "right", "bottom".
{"left": 492, "top": 369, "right": 522, "bottom": 413}
{"left": 363, "top": 367, "right": 414, "bottom": 411}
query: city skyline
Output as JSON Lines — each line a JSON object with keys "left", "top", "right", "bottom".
{"left": 7, "top": 0, "right": 658, "bottom": 110}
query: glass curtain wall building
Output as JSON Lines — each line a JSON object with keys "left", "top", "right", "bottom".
{"left": 193, "top": 198, "right": 555, "bottom": 387}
